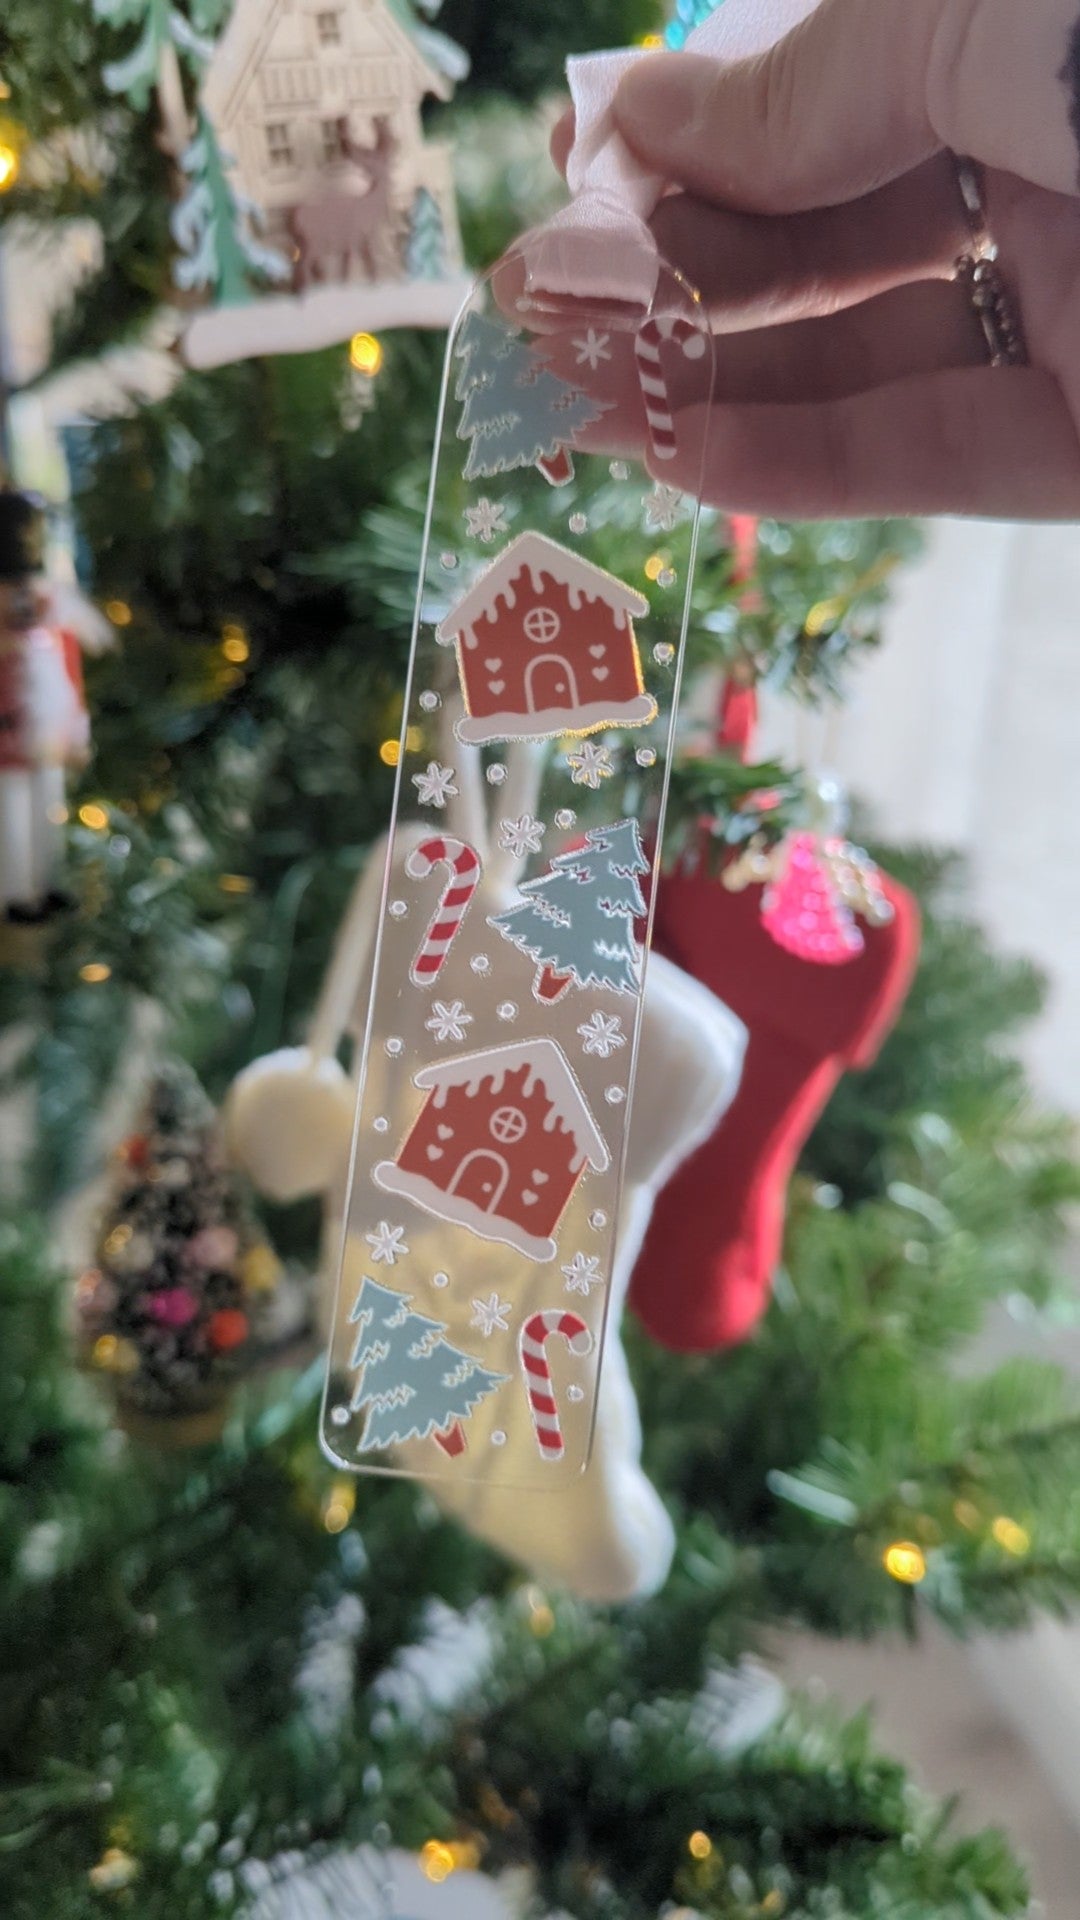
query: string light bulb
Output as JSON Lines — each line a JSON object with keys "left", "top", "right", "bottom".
{"left": 420, "top": 1841, "right": 456, "bottom": 1883}
{"left": 221, "top": 624, "right": 250, "bottom": 663}
{"left": 687, "top": 1830, "right": 713, "bottom": 1861}
{"left": 349, "top": 331, "right": 384, "bottom": 376}
{"left": 88, "top": 1846, "right": 139, "bottom": 1892}
{"left": 79, "top": 963, "right": 113, "bottom": 985}
{"left": 322, "top": 1479, "right": 356, "bottom": 1534}
{"left": 0, "top": 142, "right": 19, "bottom": 193}
{"left": 991, "top": 1516, "right": 1031, "bottom": 1556}
{"left": 883, "top": 1540, "right": 926, "bottom": 1585}
{"left": 104, "top": 599, "right": 133, "bottom": 627}
{"left": 644, "top": 553, "right": 667, "bottom": 582}
{"left": 419, "top": 1839, "right": 479, "bottom": 1882}
{"left": 804, "top": 596, "right": 845, "bottom": 638}
{"left": 78, "top": 803, "right": 109, "bottom": 831}
{"left": 528, "top": 1594, "right": 555, "bottom": 1637}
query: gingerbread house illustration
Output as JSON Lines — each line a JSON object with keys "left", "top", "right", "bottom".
{"left": 200, "top": 0, "right": 464, "bottom": 294}
{"left": 436, "top": 533, "right": 657, "bottom": 746}
{"left": 373, "top": 1038, "right": 610, "bottom": 1261}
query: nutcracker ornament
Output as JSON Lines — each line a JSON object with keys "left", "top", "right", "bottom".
{"left": 0, "top": 491, "right": 89, "bottom": 924}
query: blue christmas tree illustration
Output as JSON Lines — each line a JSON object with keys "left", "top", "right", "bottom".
{"left": 454, "top": 311, "right": 606, "bottom": 485}
{"left": 349, "top": 1277, "right": 506, "bottom": 1457}
{"left": 489, "top": 818, "right": 649, "bottom": 1002}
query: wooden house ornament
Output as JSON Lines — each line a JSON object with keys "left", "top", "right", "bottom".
{"left": 374, "top": 1038, "right": 610, "bottom": 1261}
{"left": 436, "top": 532, "right": 658, "bottom": 746}
{"left": 182, "top": 0, "right": 471, "bottom": 369}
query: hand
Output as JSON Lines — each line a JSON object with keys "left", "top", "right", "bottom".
{"left": 559, "top": 0, "right": 1080, "bottom": 518}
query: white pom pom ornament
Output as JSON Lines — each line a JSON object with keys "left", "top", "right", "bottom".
{"left": 225, "top": 1047, "right": 355, "bottom": 1204}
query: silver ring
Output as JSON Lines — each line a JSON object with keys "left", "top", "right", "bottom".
{"left": 953, "top": 155, "right": 1027, "bottom": 368}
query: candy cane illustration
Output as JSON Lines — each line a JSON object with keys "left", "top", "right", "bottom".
{"left": 636, "top": 315, "right": 708, "bottom": 462}
{"left": 405, "top": 835, "right": 482, "bottom": 987}
{"left": 520, "top": 1309, "right": 593, "bottom": 1461}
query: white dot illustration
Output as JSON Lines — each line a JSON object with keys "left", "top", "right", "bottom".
{"left": 567, "top": 1385, "right": 585, "bottom": 1404}
{"left": 605, "top": 1086, "right": 627, "bottom": 1105}
{"left": 440, "top": 551, "right": 458, "bottom": 571}
{"left": 433, "top": 1271, "right": 450, "bottom": 1289}
{"left": 373, "top": 1117, "right": 389, "bottom": 1134}
{"left": 497, "top": 1002, "right": 518, "bottom": 1021}
{"left": 385, "top": 1037, "right": 404, "bottom": 1056}
{"left": 330, "top": 1405, "right": 350, "bottom": 1427}
{"left": 389, "top": 899, "right": 408, "bottom": 919}
{"left": 609, "top": 460, "right": 629, "bottom": 481}
{"left": 486, "top": 763, "right": 507, "bottom": 786}
{"left": 419, "top": 690, "right": 440, "bottom": 712}
{"left": 658, "top": 568, "right": 676, "bottom": 588}
{"left": 470, "top": 954, "right": 491, "bottom": 975}
{"left": 590, "top": 1210, "right": 608, "bottom": 1230}
{"left": 490, "top": 1429, "right": 507, "bottom": 1446}
{"left": 554, "top": 808, "right": 576, "bottom": 830}
{"left": 653, "top": 642, "right": 675, "bottom": 666}
{"left": 569, "top": 512, "right": 588, "bottom": 534}
{"left": 636, "top": 747, "right": 657, "bottom": 768}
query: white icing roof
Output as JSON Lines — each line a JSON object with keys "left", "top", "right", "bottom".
{"left": 414, "top": 1037, "right": 610, "bottom": 1169}
{"left": 436, "top": 533, "right": 649, "bottom": 644}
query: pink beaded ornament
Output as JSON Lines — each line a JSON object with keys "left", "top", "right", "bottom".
{"left": 761, "top": 833, "right": 865, "bottom": 966}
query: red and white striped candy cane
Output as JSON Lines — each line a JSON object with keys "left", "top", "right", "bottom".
{"left": 405, "top": 835, "right": 482, "bottom": 987}
{"left": 520, "top": 1309, "right": 593, "bottom": 1461}
{"left": 636, "top": 314, "right": 708, "bottom": 462}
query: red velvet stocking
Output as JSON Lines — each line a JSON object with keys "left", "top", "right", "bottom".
{"left": 630, "top": 863, "right": 920, "bottom": 1351}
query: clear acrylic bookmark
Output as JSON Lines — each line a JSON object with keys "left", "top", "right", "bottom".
{"left": 322, "top": 245, "right": 714, "bottom": 1486}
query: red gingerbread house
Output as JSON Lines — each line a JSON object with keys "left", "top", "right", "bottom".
{"left": 373, "top": 1038, "right": 609, "bottom": 1261}
{"left": 436, "top": 532, "right": 656, "bottom": 746}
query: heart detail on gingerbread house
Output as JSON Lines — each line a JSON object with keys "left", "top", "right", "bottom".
{"left": 426, "top": 1145, "right": 444, "bottom": 1162}
{"left": 591, "top": 667, "right": 609, "bottom": 682}
{"left": 488, "top": 679, "right": 506, "bottom": 696}
{"left": 484, "top": 658, "right": 502, "bottom": 672}
{"left": 531, "top": 1169, "right": 550, "bottom": 1185}
{"left": 436, "top": 1125, "right": 453, "bottom": 1141}
{"left": 588, "top": 645, "right": 606, "bottom": 660}
{"left": 521, "top": 1189, "right": 539, "bottom": 1206}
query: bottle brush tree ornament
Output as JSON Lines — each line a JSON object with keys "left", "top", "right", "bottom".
{"left": 74, "top": 1061, "right": 284, "bottom": 1446}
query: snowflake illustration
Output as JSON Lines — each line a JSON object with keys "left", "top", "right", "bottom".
{"left": 566, "top": 740, "right": 615, "bottom": 789}
{"left": 562, "top": 1252, "right": 605, "bottom": 1296}
{"left": 412, "top": 761, "right": 459, "bottom": 809}
{"left": 465, "top": 497, "right": 508, "bottom": 545}
{"left": 645, "top": 483, "right": 685, "bottom": 532}
{"left": 573, "top": 328, "right": 612, "bottom": 371}
{"left": 470, "top": 1292, "right": 512, "bottom": 1337}
{"left": 498, "top": 813, "right": 545, "bottom": 861}
{"left": 366, "top": 1221, "right": 409, "bottom": 1266}
{"left": 577, "top": 1010, "right": 627, "bottom": 1059}
{"left": 426, "top": 999, "right": 473, "bottom": 1044}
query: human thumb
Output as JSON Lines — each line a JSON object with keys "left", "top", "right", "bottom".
{"left": 614, "top": 0, "right": 1080, "bottom": 213}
